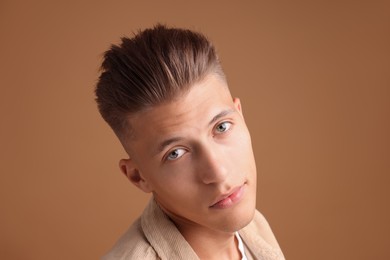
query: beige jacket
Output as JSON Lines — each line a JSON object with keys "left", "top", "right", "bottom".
{"left": 102, "top": 199, "right": 285, "bottom": 260}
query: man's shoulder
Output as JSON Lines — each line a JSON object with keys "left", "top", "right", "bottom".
{"left": 102, "top": 199, "right": 199, "bottom": 260}
{"left": 101, "top": 217, "right": 159, "bottom": 260}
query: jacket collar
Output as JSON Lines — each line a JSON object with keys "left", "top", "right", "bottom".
{"left": 141, "top": 199, "right": 284, "bottom": 260}
{"left": 141, "top": 199, "right": 199, "bottom": 259}
{"left": 239, "top": 211, "right": 285, "bottom": 260}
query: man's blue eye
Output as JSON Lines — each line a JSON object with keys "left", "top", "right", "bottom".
{"left": 215, "top": 122, "right": 232, "bottom": 133}
{"left": 166, "top": 148, "right": 186, "bottom": 161}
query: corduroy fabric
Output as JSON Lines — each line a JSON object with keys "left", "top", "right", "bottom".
{"left": 102, "top": 199, "right": 285, "bottom": 260}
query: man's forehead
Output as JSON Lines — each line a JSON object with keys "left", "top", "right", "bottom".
{"left": 130, "top": 104, "right": 235, "bottom": 137}
{"left": 123, "top": 74, "right": 233, "bottom": 147}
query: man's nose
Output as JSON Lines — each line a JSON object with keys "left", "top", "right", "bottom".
{"left": 197, "top": 146, "right": 229, "bottom": 185}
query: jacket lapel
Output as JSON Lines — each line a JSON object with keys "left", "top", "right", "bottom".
{"left": 141, "top": 199, "right": 199, "bottom": 260}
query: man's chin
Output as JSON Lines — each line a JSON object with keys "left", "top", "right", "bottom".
{"left": 213, "top": 206, "right": 256, "bottom": 233}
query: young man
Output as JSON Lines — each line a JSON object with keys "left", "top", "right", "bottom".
{"left": 96, "top": 25, "right": 284, "bottom": 260}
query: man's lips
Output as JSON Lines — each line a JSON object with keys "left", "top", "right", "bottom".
{"left": 210, "top": 184, "right": 245, "bottom": 209}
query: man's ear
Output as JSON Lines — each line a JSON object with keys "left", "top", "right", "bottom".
{"left": 119, "top": 159, "right": 153, "bottom": 193}
{"left": 233, "top": 97, "right": 243, "bottom": 116}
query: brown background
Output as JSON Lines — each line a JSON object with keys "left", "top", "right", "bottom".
{"left": 1, "top": 1, "right": 389, "bottom": 259}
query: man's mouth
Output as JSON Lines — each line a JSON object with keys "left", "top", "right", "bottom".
{"left": 210, "top": 184, "right": 245, "bottom": 209}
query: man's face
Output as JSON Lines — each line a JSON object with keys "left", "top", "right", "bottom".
{"left": 121, "top": 74, "right": 257, "bottom": 233}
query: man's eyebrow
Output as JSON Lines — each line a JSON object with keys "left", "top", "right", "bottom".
{"left": 208, "top": 108, "right": 235, "bottom": 127}
{"left": 156, "top": 137, "right": 184, "bottom": 154}
{"left": 155, "top": 109, "right": 235, "bottom": 155}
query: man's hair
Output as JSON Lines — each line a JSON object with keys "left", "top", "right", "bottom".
{"left": 95, "top": 24, "right": 225, "bottom": 141}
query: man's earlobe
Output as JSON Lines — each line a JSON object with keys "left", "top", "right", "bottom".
{"left": 119, "top": 159, "right": 153, "bottom": 193}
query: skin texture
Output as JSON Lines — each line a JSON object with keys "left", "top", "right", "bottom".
{"left": 120, "top": 74, "right": 257, "bottom": 259}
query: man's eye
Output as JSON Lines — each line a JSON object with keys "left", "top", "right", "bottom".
{"left": 166, "top": 148, "right": 186, "bottom": 161}
{"left": 215, "top": 122, "right": 232, "bottom": 133}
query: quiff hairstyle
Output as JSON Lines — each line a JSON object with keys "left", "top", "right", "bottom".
{"left": 95, "top": 24, "right": 225, "bottom": 141}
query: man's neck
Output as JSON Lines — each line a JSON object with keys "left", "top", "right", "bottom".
{"left": 175, "top": 222, "right": 241, "bottom": 260}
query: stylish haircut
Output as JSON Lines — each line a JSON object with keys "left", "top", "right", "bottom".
{"left": 95, "top": 24, "right": 225, "bottom": 141}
